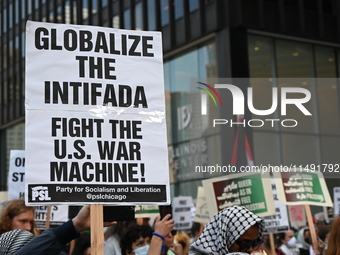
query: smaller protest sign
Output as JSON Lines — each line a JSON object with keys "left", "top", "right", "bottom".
{"left": 172, "top": 196, "right": 193, "bottom": 230}
{"left": 193, "top": 186, "right": 210, "bottom": 223}
{"left": 8, "top": 150, "right": 26, "bottom": 200}
{"left": 273, "top": 169, "right": 333, "bottom": 207}
{"left": 135, "top": 205, "right": 159, "bottom": 218}
{"left": 34, "top": 205, "right": 69, "bottom": 229}
{"left": 202, "top": 171, "right": 275, "bottom": 217}
{"left": 333, "top": 187, "right": 340, "bottom": 217}
{"left": 263, "top": 180, "right": 289, "bottom": 234}
{"left": 288, "top": 205, "right": 306, "bottom": 227}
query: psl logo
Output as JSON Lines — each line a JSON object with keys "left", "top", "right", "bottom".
{"left": 31, "top": 186, "right": 51, "bottom": 201}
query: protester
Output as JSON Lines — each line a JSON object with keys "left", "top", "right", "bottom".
{"left": 316, "top": 225, "right": 330, "bottom": 255}
{"left": 105, "top": 220, "right": 136, "bottom": 255}
{"left": 163, "top": 229, "right": 184, "bottom": 255}
{"left": 120, "top": 224, "right": 153, "bottom": 255}
{"left": 325, "top": 217, "right": 340, "bottom": 255}
{"left": 189, "top": 205, "right": 265, "bottom": 255}
{"left": 71, "top": 232, "right": 91, "bottom": 255}
{"left": 120, "top": 214, "right": 175, "bottom": 255}
{"left": 296, "top": 227, "right": 311, "bottom": 255}
{"left": 174, "top": 231, "right": 191, "bottom": 255}
{"left": 276, "top": 229, "right": 300, "bottom": 255}
{"left": 0, "top": 199, "right": 35, "bottom": 235}
{"left": 0, "top": 229, "right": 34, "bottom": 254}
{"left": 190, "top": 222, "right": 204, "bottom": 244}
{"left": 0, "top": 205, "right": 115, "bottom": 255}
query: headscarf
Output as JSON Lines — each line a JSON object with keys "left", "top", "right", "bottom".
{"left": 189, "top": 205, "right": 265, "bottom": 255}
{"left": 296, "top": 227, "right": 310, "bottom": 250}
{"left": 0, "top": 229, "right": 34, "bottom": 254}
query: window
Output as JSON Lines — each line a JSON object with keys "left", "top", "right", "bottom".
{"left": 124, "top": 8, "right": 131, "bottom": 29}
{"left": 160, "top": 0, "right": 169, "bottom": 26}
{"left": 147, "top": 0, "right": 156, "bottom": 30}
{"left": 174, "top": 0, "right": 184, "bottom": 19}
{"left": 135, "top": 2, "right": 143, "bottom": 30}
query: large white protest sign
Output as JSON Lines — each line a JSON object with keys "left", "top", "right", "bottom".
{"left": 8, "top": 150, "right": 26, "bottom": 200}
{"left": 25, "top": 21, "right": 169, "bottom": 205}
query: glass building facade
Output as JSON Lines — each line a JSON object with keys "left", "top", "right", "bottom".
{"left": 1, "top": 0, "right": 340, "bottom": 203}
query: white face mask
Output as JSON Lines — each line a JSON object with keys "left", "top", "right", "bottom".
{"left": 133, "top": 245, "right": 150, "bottom": 255}
{"left": 287, "top": 237, "right": 297, "bottom": 248}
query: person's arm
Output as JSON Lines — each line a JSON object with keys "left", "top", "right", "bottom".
{"left": 15, "top": 205, "right": 115, "bottom": 255}
{"left": 148, "top": 214, "right": 174, "bottom": 255}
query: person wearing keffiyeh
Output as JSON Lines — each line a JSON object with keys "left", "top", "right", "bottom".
{"left": 189, "top": 205, "right": 265, "bottom": 255}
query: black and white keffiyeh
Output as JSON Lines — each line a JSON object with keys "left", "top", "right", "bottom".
{"left": 0, "top": 229, "right": 34, "bottom": 255}
{"left": 189, "top": 205, "right": 265, "bottom": 255}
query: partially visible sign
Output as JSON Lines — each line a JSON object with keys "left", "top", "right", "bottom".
{"left": 193, "top": 186, "right": 210, "bottom": 224}
{"left": 172, "top": 196, "right": 193, "bottom": 230}
{"left": 34, "top": 205, "right": 69, "bottom": 229}
{"left": 263, "top": 180, "right": 289, "bottom": 234}
{"left": 202, "top": 172, "right": 275, "bottom": 217}
{"left": 8, "top": 150, "right": 25, "bottom": 200}
{"left": 288, "top": 205, "right": 306, "bottom": 227}
{"left": 333, "top": 187, "right": 340, "bottom": 217}
{"left": 135, "top": 205, "right": 159, "bottom": 218}
{"left": 274, "top": 169, "right": 333, "bottom": 207}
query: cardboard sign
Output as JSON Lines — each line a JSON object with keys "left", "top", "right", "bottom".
{"left": 25, "top": 21, "right": 169, "bottom": 205}
{"left": 263, "top": 180, "right": 289, "bottom": 234}
{"left": 193, "top": 186, "right": 210, "bottom": 223}
{"left": 273, "top": 169, "right": 333, "bottom": 207}
{"left": 333, "top": 187, "right": 340, "bottom": 217}
{"left": 135, "top": 205, "right": 159, "bottom": 218}
{"left": 8, "top": 150, "right": 26, "bottom": 200}
{"left": 202, "top": 172, "right": 275, "bottom": 217}
{"left": 8, "top": 150, "right": 69, "bottom": 226}
{"left": 172, "top": 196, "right": 193, "bottom": 230}
{"left": 288, "top": 205, "right": 306, "bottom": 227}
{"left": 34, "top": 205, "right": 69, "bottom": 229}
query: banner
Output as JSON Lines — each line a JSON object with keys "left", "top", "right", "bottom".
{"left": 25, "top": 21, "right": 169, "bottom": 205}
{"left": 202, "top": 172, "right": 275, "bottom": 217}
{"left": 273, "top": 169, "right": 333, "bottom": 207}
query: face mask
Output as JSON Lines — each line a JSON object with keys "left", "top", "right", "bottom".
{"left": 287, "top": 237, "right": 297, "bottom": 247}
{"left": 133, "top": 245, "right": 150, "bottom": 255}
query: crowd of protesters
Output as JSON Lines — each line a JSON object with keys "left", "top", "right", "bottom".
{"left": 0, "top": 199, "right": 340, "bottom": 255}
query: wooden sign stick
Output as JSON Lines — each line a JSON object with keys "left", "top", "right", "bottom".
{"left": 304, "top": 204, "right": 319, "bottom": 255}
{"left": 45, "top": 205, "right": 52, "bottom": 229}
{"left": 269, "top": 233, "right": 277, "bottom": 255}
{"left": 91, "top": 204, "right": 104, "bottom": 255}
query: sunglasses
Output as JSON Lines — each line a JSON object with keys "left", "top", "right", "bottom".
{"left": 235, "top": 238, "right": 263, "bottom": 252}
